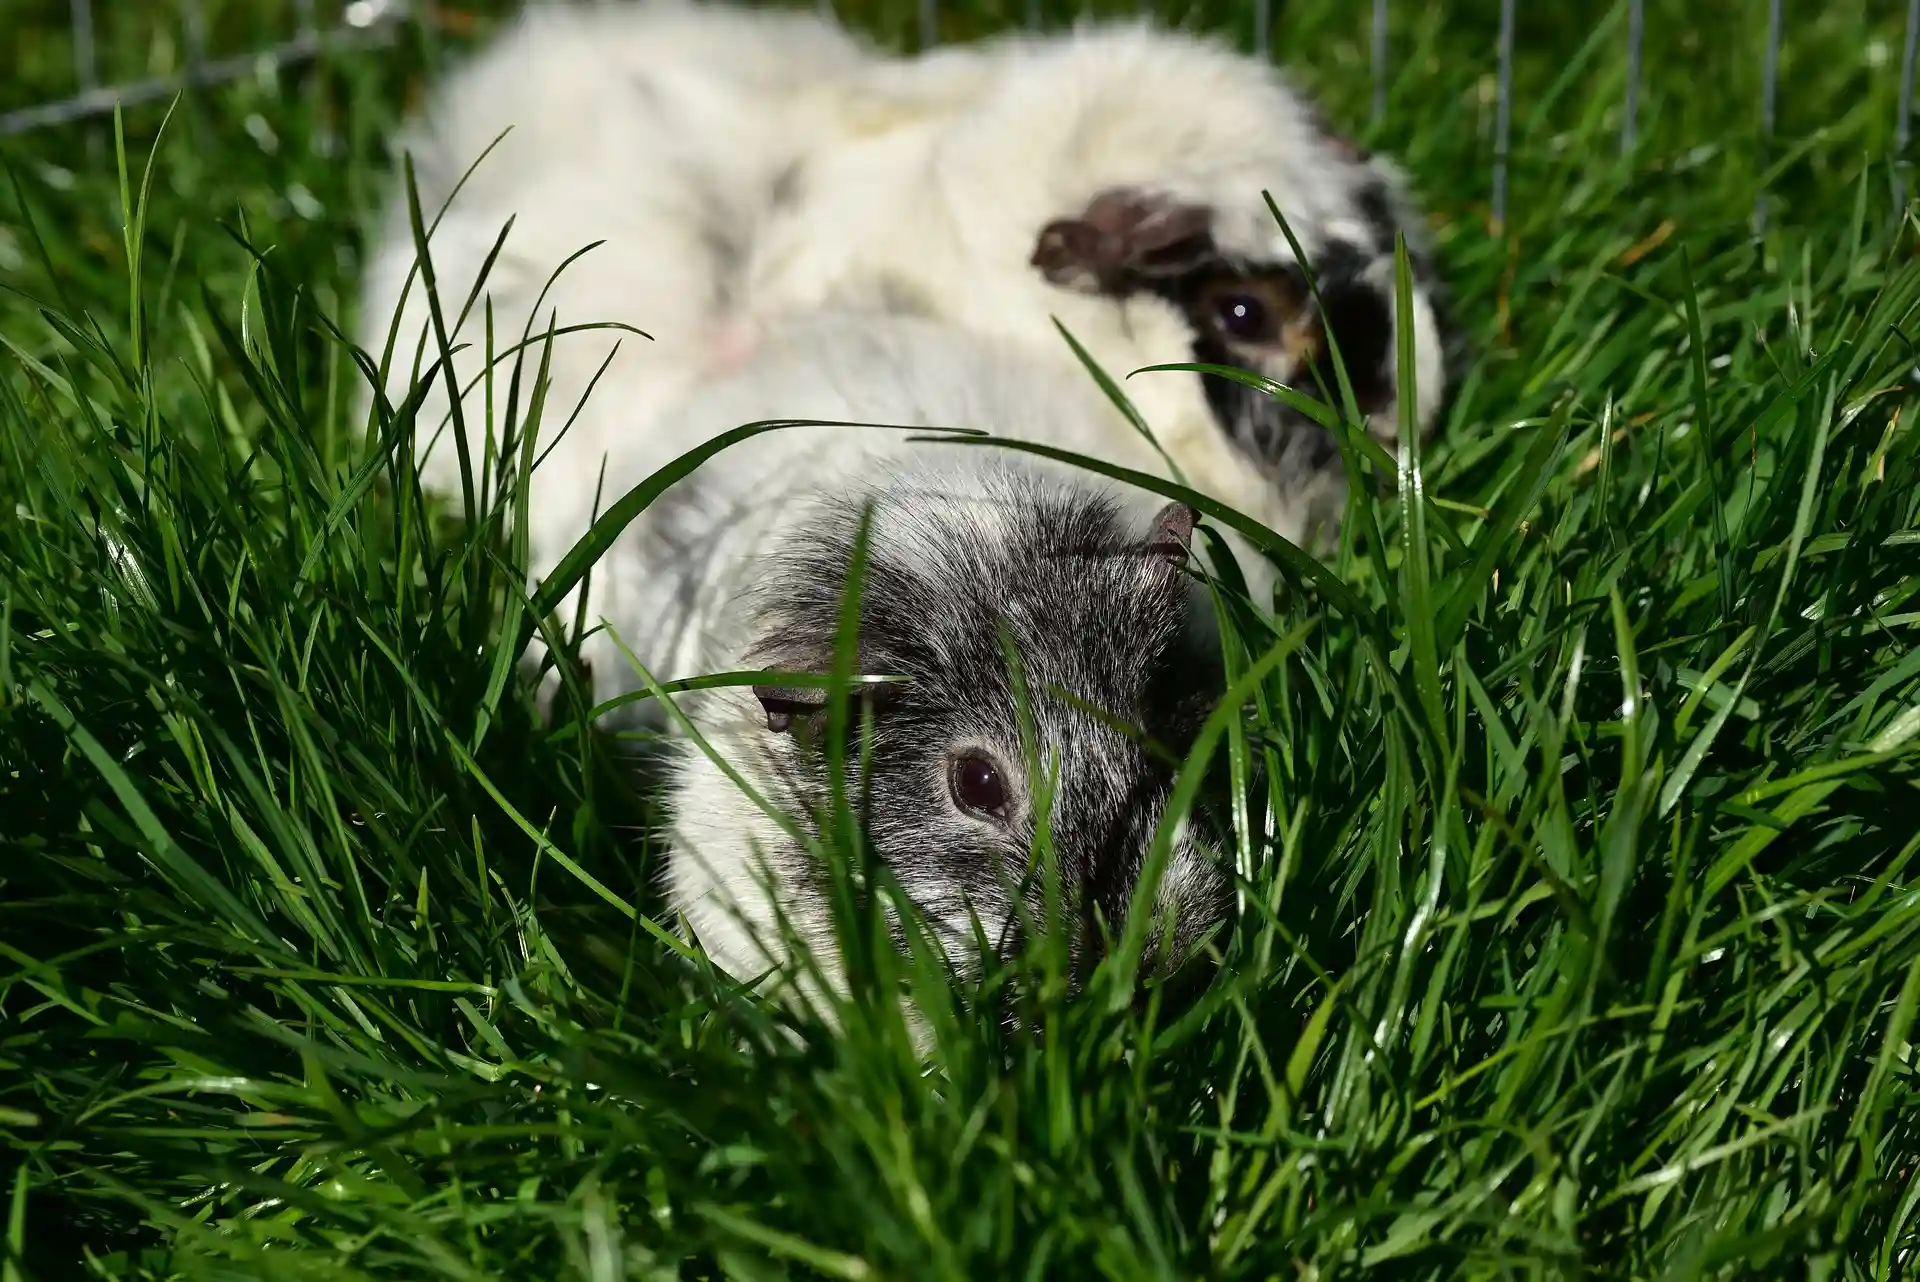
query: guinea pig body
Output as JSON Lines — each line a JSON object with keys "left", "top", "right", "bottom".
{"left": 582, "top": 308, "right": 1270, "bottom": 694}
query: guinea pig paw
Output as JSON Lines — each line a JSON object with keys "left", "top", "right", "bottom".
{"left": 1029, "top": 187, "right": 1217, "bottom": 294}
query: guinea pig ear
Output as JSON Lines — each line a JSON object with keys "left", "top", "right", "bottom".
{"left": 1032, "top": 189, "right": 1216, "bottom": 294}
{"left": 752, "top": 675, "right": 904, "bottom": 736}
{"left": 1142, "top": 501, "right": 1198, "bottom": 566}
{"left": 753, "top": 684, "right": 824, "bottom": 735}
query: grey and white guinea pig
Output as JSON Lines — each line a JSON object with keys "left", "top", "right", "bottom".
{"left": 555, "top": 307, "right": 1244, "bottom": 998}
{"left": 746, "top": 18, "right": 1461, "bottom": 545}
{"left": 663, "top": 464, "right": 1236, "bottom": 995}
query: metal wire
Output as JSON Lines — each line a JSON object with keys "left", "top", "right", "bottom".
{"left": 1755, "top": 0, "right": 1783, "bottom": 232}
{"left": 1492, "top": 0, "right": 1515, "bottom": 228}
{"left": 4, "top": 0, "right": 1915, "bottom": 248}
{"left": 2, "top": 8, "right": 408, "bottom": 137}
{"left": 69, "top": 0, "right": 99, "bottom": 93}
{"left": 1898, "top": 0, "right": 1920, "bottom": 211}
{"left": 1371, "top": 0, "right": 1389, "bottom": 126}
{"left": 182, "top": 0, "right": 210, "bottom": 64}
{"left": 1622, "top": 0, "right": 1645, "bottom": 154}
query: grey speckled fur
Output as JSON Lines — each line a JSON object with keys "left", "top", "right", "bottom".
{"left": 741, "top": 467, "right": 1232, "bottom": 975}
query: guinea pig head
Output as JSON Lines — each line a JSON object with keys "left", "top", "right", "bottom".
{"left": 742, "top": 469, "right": 1235, "bottom": 982}
{"left": 1031, "top": 182, "right": 1453, "bottom": 507}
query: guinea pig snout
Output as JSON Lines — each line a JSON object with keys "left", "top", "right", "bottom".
{"left": 1048, "top": 787, "right": 1232, "bottom": 981}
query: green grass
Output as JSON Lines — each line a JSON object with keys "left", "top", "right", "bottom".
{"left": 4, "top": 0, "right": 1920, "bottom": 1276}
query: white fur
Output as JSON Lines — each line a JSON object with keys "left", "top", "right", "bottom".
{"left": 579, "top": 310, "right": 1270, "bottom": 695}
{"left": 356, "top": 0, "right": 879, "bottom": 567}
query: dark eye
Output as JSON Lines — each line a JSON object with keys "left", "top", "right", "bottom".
{"left": 950, "top": 751, "right": 1009, "bottom": 819}
{"left": 1210, "top": 291, "right": 1277, "bottom": 343}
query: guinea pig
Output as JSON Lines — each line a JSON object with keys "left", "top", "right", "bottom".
{"left": 664, "top": 463, "right": 1234, "bottom": 993}
{"left": 573, "top": 309, "right": 1239, "bottom": 992}
{"left": 360, "top": 2, "right": 1457, "bottom": 614}
{"left": 744, "top": 18, "right": 1458, "bottom": 556}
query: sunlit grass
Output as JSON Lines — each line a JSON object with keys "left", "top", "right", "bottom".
{"left": 3, "top": 0, "right": 1919, "bottom": 1277}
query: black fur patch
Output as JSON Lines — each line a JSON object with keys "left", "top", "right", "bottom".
{"left": 1354, "top": 177, "right": 1400, "bottom": 259}
{"left": 1140, "top": 244, "right": 1392, "bottom": 491}
{"left": 1028, "top": 177, "right": 1457, "bottom": 490}
{"left": 1189, "top": 327, "right": 1341, "bottom": 482}
{"left": 1305, "top": 240, "right": 1394, "bottom": 414}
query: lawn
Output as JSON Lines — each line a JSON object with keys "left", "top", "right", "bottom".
{"left": 3, "top": 0, "right": 1919, "bottom": 1277}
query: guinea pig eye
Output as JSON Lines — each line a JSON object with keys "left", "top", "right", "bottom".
{"left": 949, "top": 751, "right": 1009, "bottom": 820}
{"left": 1196, "top": 275, "right": 1300, "bottom": 347}
{"left": 1210, "top": 291, "right": 1276, "bottom": 343}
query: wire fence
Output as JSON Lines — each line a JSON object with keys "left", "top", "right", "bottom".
{"left": 0, "top": 0, "right": 412, "bottom": 136}
{"left": 3, "top": 0, "right": 1918, "bottom": 228}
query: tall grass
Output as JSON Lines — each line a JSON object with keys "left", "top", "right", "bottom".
{"left": 3, "top": 0, "right": 1919, "bottom": 1276}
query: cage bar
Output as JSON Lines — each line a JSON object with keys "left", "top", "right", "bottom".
{"left": 1371, "top": 0, "right": 1389, "bottom": 125}
{"left": 1899, "top": 0, "right": 1920, "bottom": 211}
{"left": 69, "top": 0, "right": 99, "bottom": 92}
{"left": 1755, "top": 0, "right": 1783, "bottom": 232}
{"left": 182, "top": 0, "right": 210, "bottom": 63}
{"left": 2, "top": 14, "right": 406, "bottom": 137}
{"left": 1622, "top": 0, "right": 1644, "bottom": 153}
{"left": 1493, "top": 0, "right": 1515, "bottom": 228}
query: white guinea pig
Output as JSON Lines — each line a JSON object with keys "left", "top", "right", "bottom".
{"left": 358, "top": 2, "right": 1457, "bottom": 607}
